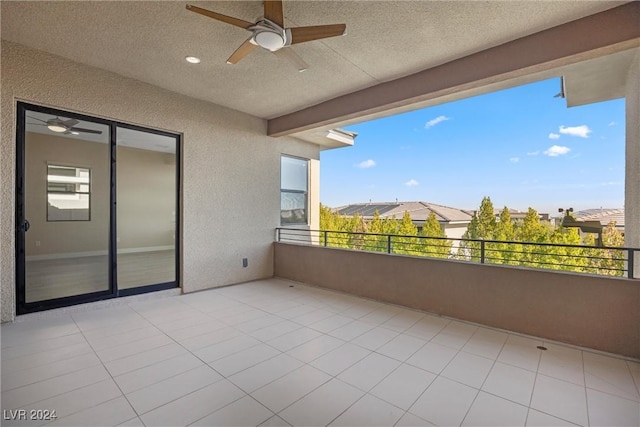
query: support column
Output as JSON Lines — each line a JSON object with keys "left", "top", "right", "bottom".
{"left": 625, "top": 50, "right": 640, "bottom": 278}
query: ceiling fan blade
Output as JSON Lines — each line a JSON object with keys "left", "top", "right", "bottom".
{"left": 289, "top": 24, "right": 346, "bottom": 44}
{"left": 186, "top": 4, "right": 253, "bottom": 29}
{"left": 27, "top": 116, "right": 48, "bottom": 124}
{"left": 264, "top": 1, "right": 284, "bottom": 28}
{"left": 274, "top": 48, "right": 308, "bottom": 72}
{"left": 226, "top": 38, "right": 257, "bottom": 64}
{"left": 61, "top": 118, "right": 79, "bottom": 128}
{"left": 70, "top": 127, "right": 103, "bottom": 135}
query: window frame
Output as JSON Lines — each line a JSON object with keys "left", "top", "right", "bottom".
{"left": 46, "top": 163, "right": 92, "bottom": 222}
{"left": 280, "top": 155, "right": 309, "bottom": 225}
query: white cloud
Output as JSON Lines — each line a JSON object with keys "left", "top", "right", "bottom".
{"left": 425, "top": 115, "right": 450, "bottom": 129}
{"left": 608, "top": 121, "right": 616, "bottom": 126}
{"left": 509, "top": 157, "right": 520, "bottom": 163}
{"left": 544, "top": 145, "right": 571, "bottom": 157}
{"left": 404, "top": 179, "right": 419, "bottom": 187}
{"left": 356, "top": 159, "right": 376, "bottom": 169}
{"left": 559, "top": 125, "right": 591, "bottom": 138}
{"left": 548, "top": 132, "right": 560, "bottom": 140}
{"left": 527, "top": 151, "right": 539, "bottom": 156}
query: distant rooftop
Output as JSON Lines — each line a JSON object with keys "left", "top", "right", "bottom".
{"left": 334, "top": 201, "right": 473, "bottom": 223}
{"left": 491, "top": 208, "right": 550, "bottom": 221}
{"left": 574, "top": 208, "right": 624, "bottom": 228}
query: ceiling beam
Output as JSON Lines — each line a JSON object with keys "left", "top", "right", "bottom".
{"left": 268, "top": 2, "right": 640, "bottom": 137}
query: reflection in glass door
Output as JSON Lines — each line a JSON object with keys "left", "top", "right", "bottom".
{"left": 22, "top": 107, "right": 111, "bottom": 303}
{"left": 116, "top": 126, "right": 177, "bottom": 291}
{"left": 16, "top": 103, "right": 180, "bottom": 314}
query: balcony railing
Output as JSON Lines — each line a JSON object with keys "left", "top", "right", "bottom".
{"left": 276, "top": 228, "right": 640, "bottom": 279}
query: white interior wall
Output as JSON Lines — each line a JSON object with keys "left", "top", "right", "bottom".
{"left": 0, "top": 41, "right": 320, "bottom": 321}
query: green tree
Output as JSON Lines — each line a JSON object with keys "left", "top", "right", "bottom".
{"left": 460, "top": 196, "right": 496, "bottom": 261}
{"left": 345, "top": 213, "right": 367, "bottom": 250}
{"left": 418, "top": 211, "right": 451, "bottom": 258}
{"left": 319, "top": 204, "right": 363, "bottom": 248}
{"left": 393, "top": 211, "right": 419, "bottom": 255}
{"left": 548, "top": 225, "right": 586, "bottom": 272}
{"left": 513, "top": 207, "right": 552, "bottom": 268}
{"left": 467, "top": 196, "right": 497, "bottom": 239}
{"left": 583, "top": 222, "right": 625, "bottom": 276}
{"left": 364, "top": 211, "right": 388, "bottom": 252}
{"left": 487, "top": 207, "right": 518, "bottom": 265}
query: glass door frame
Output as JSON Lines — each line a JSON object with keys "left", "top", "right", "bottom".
{"left": 15, "top": 102, "right": 180, "bottom": 315}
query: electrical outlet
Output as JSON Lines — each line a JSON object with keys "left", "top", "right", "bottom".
{"left": 242, "top": 258, "right": 248, "bottom": 268}
{"left": 35, "top": 240, "right": 41, "bottom": 247}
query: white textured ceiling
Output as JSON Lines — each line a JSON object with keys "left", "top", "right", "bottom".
{"left": 1, "top": 1, "right": 628, "bottom": 119}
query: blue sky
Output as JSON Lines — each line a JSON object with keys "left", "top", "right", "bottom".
{"left": 320, "top": 78, "right": 625, "bottom": 214}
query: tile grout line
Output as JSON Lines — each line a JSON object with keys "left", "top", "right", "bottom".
{"left": 69, "top": 311, "right": 144, "bottom": 423}
{"left": 582, "top": 350, "right": 591, "bottom": 427}
{"left": 249, "top": 307, "right": 419, "bottom": 425}
{"left": 400, "top": 321, "right": 477, "bottom": 426}
{"left": 120, "top": 302, "right": 272, "bottom": 424}
{"left": 166, "top": 296, "right": 339, "bottom": 424}
{"left": 457, "top": 327, "right": 510, "bottom": 426}
{"left": 25, "top": 314, "right": 139, "bottom": 425}
{"left": 4, "top": 280, "right": 637, "bottom": 426}
{"left": 626, "top": 360, "right": 640, "bottom": 397}
{"left": 524, "top": 337, "right": 545, "bottom": 426}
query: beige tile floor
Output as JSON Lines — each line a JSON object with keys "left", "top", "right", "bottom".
{"left": 1, "top": 278, "right": 639, "bottom": 427}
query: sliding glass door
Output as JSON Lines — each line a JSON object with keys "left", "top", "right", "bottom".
{"left": 16, "top": 103, "right": 179, "bottom": 314}
{"left": 20, "top": 108, "right": 111, "bottom": 304}
{"left": 116, "top": 125, "right": 177, "bottom": 292}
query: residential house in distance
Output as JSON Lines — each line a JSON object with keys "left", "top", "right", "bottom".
{"left": 492, "top": 208, "right": 551, "bottom": 222}
{"left": 574, "top": 208, "right": 625, "bottom": 234}
{"left": 335, "top": 201, "right": 473, "bottom": 239}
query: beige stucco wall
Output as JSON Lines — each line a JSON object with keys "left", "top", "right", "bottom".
{"left": 625, "top": 50, "right": 639, "bottom": 277}
{"left": 274, "top": 243, "right": 640, "bottom": 359}
{"left": 1, "top": 41, "right": 320, "bottom": 321}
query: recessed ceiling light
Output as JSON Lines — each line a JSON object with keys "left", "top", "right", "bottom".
{"left": 185, "top": 56, "right": 201, "bottom": 64}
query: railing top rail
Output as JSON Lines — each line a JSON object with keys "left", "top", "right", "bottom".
{"left": 275, "top": 227, "right": 640, "bottom": 252}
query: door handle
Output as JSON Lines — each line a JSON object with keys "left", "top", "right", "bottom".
{"left": 23, "top": 219, "right": 30, "bottom": 232}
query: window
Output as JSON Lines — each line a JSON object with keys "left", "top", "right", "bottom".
{"left": 47, "top": 165, "right": 91, "bottom": 221}
{"left": 281, "top": 155, "right": 308, "bottom": 224}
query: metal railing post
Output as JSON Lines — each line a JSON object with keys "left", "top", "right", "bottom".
{"left": 480, "top": 240, "right": 486, "bottom": 264}
{"left": 628, "top": 249, "right": 635, "bottom": 279}
{"left": 324, "top": 230, "right": 328, "bottom": 247}
{"left": 387, "top": 235, "right": 392, "bottom": 254}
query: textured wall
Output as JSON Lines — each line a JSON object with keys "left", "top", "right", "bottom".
{"left": 275, "top": 243, "right": 640, "bottom": 359}
{"left": 625, "top": 50, "right": 639, "bottom": 277}
{"left": 1, "top": 41, "right": 320, "bottom": 321}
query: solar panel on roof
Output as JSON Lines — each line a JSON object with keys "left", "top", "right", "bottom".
{"left": 337, "top": 204, "right": 399, "bottom": 216}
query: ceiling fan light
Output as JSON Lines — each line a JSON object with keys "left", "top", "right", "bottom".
{"left": 47, "top": 124, "right": 67, "bottom": 133}
{"left": 254, "top": 31, "right": 285, "bottom": 51}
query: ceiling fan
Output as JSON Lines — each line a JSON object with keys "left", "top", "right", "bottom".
{"left": 186, "top": 1, "right": 347, "bottom": 71}
{"left": 27, "top": 116, "right": 103, "bottom": 135}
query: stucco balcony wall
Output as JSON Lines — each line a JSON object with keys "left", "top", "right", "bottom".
{"left": 274, "top": 242, "right": 640, "bottom": 359}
